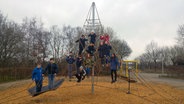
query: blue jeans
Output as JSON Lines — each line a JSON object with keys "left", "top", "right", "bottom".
{"left": 68, "top": 64, "right": 73, "bottom": 79}
{"left": 48, "top": 74, "right": 55, "bottom": 89}
{"left": 86, "top": 67, "right": 91, "bottom": 76}
{"left": 35, "top": 80, "right": 43, "bottom": 92}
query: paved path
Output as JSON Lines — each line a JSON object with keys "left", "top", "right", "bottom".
{"left": 139, "top": 73, "right": 184, "bottom": 89}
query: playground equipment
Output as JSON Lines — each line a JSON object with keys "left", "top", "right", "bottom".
{"left": 83, "top": 2, "right": 102, "bottom": 94}
{"left": 118, "top": 60, "right": 139, "bottom": 82}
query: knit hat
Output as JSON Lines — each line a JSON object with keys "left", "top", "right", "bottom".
{"left": 80, "top": 66, "right": 83, "bottom": 69}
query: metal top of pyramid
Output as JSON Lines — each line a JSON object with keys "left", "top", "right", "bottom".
{"left": 83, "top": 2, "right": 103, "bottom": 34}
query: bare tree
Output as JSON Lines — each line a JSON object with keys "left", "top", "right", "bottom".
{"left": 111, "top": 39, "right": 132, "bottom": 59}
{"left": 145, "top": 41, "right": 160, "bottom": 72}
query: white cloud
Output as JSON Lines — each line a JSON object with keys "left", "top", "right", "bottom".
{"left": 0, "top": 0, "right": 184, "bottom": 59}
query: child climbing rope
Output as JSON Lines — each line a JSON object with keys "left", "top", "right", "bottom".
{"left": 75, "top": 66, "right": 86, "bottom": 83}
{"left": 110, "top": 53, "right": 120, "bottom": 83}
{"left": 88, "top": 31, "right": 97, "bottom": 44}
{"left": 84, "top": 53, "right": 94, "bottom": 78}
{"left": 86, "top": 43, "right": 96, "bottom": 56}
{"left": 104, "top": 41, "right": 112, "bottom": 66}
{"left": 66, "top": 52, "right": 75, "bottom": 81}
{"left": 76, "top": 35, "right": 88, "bottom": 55}
{"left": 100, "top": 33, "right": 110, "bottom": 44}
{"left": 98, "top": 41, "right": 106, "bottom": 66}
{"left": 32, "top": 62, "right": 44, "bottom": 93}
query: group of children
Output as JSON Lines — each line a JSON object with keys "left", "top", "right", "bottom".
{"left": 32, "top": 31, "right": 120, "bottom": 93}
{"left": 66, "top": 31, "right": 120, "bottom": 83}
{"left": 32, "top": 58, "right": 58, "bottom": 93}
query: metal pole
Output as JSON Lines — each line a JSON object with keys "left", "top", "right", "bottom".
{"left": 91, "top": 2, "right": 95, "bottom": 94}
{"left": 92, "top": 2, "right": 95, "bottom": 30}
{"left": 161, "top": 57, "right": 164, "bottom": 74}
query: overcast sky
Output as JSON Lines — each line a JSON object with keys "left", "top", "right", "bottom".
{"left": 0, "top": 0, "right": 184, "bottom": 59}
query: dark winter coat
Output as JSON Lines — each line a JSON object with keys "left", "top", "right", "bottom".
{"left": 88, "top": 33, "right": 96, "bottom": 44}
{"left": 110, "top": 57, "right": 120, "bottom": 70}
{"left": 76, "top": 38, "right": 88, "bottom": 49}
{"left": 104, "top": 44, "right": 112, "bottom": 57}
{"left": 44, "top": 63, "right": 58, "bottom": 75}
{"left": 32, "top": 67, "right": 43, "bottom": 81}
{"left": 66, "top": 56, "right": 75, "bottom": 64}
{"left": 86, "top": 45, "right": 96, "bottom": 55}
{"left": 76, "top": 57, "right": 83, "bottom": 68}
{"left": 98, "top": 44, "right": 106, "bottom": 58}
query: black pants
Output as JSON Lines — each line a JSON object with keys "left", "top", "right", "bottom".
{"left": 111, "top": 70, "right": 117, "bottom": 81}
{"left": 35, "top": 80, "right": 42, "bottom": 92}
{"left": 100, "top": 57, "right": 105, "bottom": 65}
{"left": 75, "top": 74, "right": 85, "bottom": 82}
{"left": 79, "top": 47, "right": 83, "bottom": 55}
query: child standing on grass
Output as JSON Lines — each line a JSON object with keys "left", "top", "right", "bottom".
{"left": 32, "top": 62, "right": 44, "bottom": 93}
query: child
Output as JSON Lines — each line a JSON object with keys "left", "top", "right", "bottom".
{"left": 32, "top": 62, "right": 43, "bottom": 93}
{"left": 98, "top": 41, "right": 106, "bottom": 66}
{"left": 110, "top": 53, "right": 120, "bottom": 83}
{"left": 84, "top": 53, "right": 94, "bottom": 77}
{"left": 86, "top": 43, "right": 96, "bottom": 56}
{"left": 104, "top": 41, "right": 112, "bottom": 65}
{"left": 100, "top": 33, "right": 110, "bottom": 44}
{"left": 43, "top": 58, "right": 58, "bottom": 90}
{"left": 76, "top": 35, "right": 88, "bottom": 55}
{"left": 76, "top": 55, "right": 83, "bottom": 74}
{"left": 66, "top": 52, "right": 75, "bottom": 81}
{"left": 75, "top": 66, "right": 86, "bottom": 83}
{"left": 88, "top": 31, "right": 97, "bottom": 44}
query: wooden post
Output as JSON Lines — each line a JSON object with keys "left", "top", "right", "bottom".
{"left": 126, "top": 62, "right": 128, "bottom": 77}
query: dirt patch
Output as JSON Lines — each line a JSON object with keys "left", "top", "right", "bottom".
{"left": 0, "top": 77, "right": 184, "bottom": 104}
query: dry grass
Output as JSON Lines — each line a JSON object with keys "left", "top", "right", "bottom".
{"left": 0, "top": 77, "right": 184, "bottom": 104}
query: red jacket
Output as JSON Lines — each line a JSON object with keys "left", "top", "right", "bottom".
{"left": 100, "top": 35, "right": 110, "bottom": 43}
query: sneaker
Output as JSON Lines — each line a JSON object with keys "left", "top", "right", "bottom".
{"left": 111, "top": 80, "right": 114, "bottom": 83}
{"left": 77, "top": 80, "right": 81, "bottom": 83}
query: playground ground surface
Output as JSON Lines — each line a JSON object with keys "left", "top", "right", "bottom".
{"left": 0, "top": 74, "right": 184, "bottom": 104}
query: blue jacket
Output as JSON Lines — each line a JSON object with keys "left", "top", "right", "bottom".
{"left": 98, "top": 44, "right": 106, "bottom": 58}
{"left": 76, "top": 38, "right": 88, "bottom": 49}
{"left": 32, "top": 67, "right": 43, "bottom": 81}
{"left": 66, "top": 56, "right": 75, "bottom": 64}
{"left": 76, "top": 57, "right": 83, "bottom": 68}
{"left": 110, "top": 57, "right": 120, "bottom": 70}
{"left": 44, "top": 63, "right": 58, "bottom": 74}
{"left": 104, "top": 44, "right": 112, "bottom": 57}
{"left": 88, "top": 33, "right": 96, "bottom": 44}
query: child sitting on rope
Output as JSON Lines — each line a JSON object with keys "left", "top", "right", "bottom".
{"left": 75, "top": 66, "right": 86, "bottom": 83}
{"left": 76, "top": 35, "right": 88, "bottom": 55}
{"left": 88, "top": 31, "right": 97, "bottom": 44}
{"left": 100, "top": 33, "right": 110, "bottom": 44}
{"left": 86, "top": 43, "right": 96, "bottom": 56}
{"left": 84, "top": 53, "right": 94, "bottom": 78}
{"left": 32, "top": 62, "right": 44, "bottom": 93}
